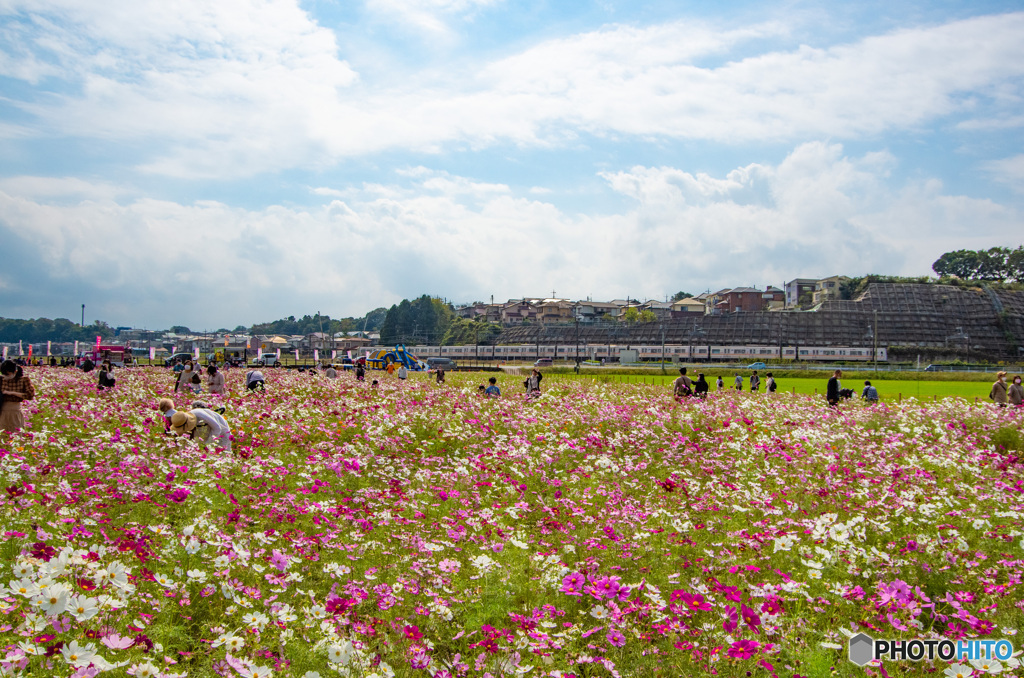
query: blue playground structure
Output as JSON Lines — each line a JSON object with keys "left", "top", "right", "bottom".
{"left": 365, "top": 344, "right": 428, "bottom": 371}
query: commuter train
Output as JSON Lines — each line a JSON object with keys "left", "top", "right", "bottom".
{"left": 405, "top": 344, "right": 887, "bottom": 363}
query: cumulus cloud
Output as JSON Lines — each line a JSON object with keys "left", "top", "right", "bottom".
{"left": 1, "top": 142, "right": 1019, "bottom": 327}
{"left": 2, "top": 5, "right": 1024, "bottom": 176}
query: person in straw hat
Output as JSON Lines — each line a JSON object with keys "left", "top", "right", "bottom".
{"left": 169, "top": 407, "right": 232, "bottom": 451}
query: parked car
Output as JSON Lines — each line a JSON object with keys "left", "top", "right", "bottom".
{"left": 747, "top": 362, "right": 767, "bottom": 370}
{"left": 164, "top": 352, "right": 194, "bottom": 366}
{"left": 427, "top": 357, "right": 457, "bottom": 371}
{"left": 534, "top": 358, "right": 553, "bottom": 367}
{"left": 250, "top": 353, "right": 282, "bottom": 367}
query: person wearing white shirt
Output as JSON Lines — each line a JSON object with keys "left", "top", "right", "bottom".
{"left": 245, "top": 369, "right": 265, "bottom": 391}
{"left": 170, "top": 408, "right": 232, "bottom": 450}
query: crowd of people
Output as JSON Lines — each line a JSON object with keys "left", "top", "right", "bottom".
{"left": 2, "top": 357, "right": 1022, "bottom": 440}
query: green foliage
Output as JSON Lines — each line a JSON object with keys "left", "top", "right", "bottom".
{"left": 932, "top": 246, "right": 1024, "bottom": 282}
{"left": 839, "top": 274, "right": 935, "bottom": 300}
{"left": 639, "top": 309, "right": 657, "bottom": 323}
{"left": 440, "top": 318, "right": 502, "bottom": 345}
{"left": 0, "top": 317, "right": 115, "bottom": 343}
{"left": 671, "top": 291, "right": 693, "bottom": 302}
{"left": 380, "top": 295, "right": 454, "bottom": 344}
{"left": 248, "top": 307, "right": 387, "bottom": 338}
{"left": 991, "top": 425, "right": 1022, "bottom": 452}
{"left": 621, "top": 307, "right": 640, "bottom": 323}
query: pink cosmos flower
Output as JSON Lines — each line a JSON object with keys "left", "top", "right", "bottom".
{"left": 727, "top": 639, "right": 760, "bottom": 659}
{"left": 670, "top": 590, "right": 713, "bottom": 612}
{"left": 741, "top": 604, "right": 761, "bottom": 632}
{"left": 723, "top": 606, "right": 739, "bottom": 634}
{"left": 606, "top": 629, "right": 626, "bottom": 647}
{"left": 100, "top": 633, "right": 134, "bottom": 650}
{"left": 560, "top": 573, "right": 585, "bottom": 596}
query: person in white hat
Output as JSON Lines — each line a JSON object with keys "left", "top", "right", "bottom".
{"left": 170, "top": 408, "right": 232, "bottom": 451}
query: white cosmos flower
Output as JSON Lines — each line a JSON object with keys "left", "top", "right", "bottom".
{"left": 9, "top": 578, "right": 39, "bottom": 598}
{"left": 60, "top": 640, "right": 97, "bottom": 667}
{"left": 944, "top": 663, "right": 974, "bottom": 678}
{"left": 132, "top": 662, "right": 162, "bottom": 678}
{"left": 68, "top": 594, "right": 99, "bottom": 621}
{"left": 12, "top": 562, "right": 34, "bottom": 578}
{"left": 970, "top": 658, "right": 1002, "bottom": 673}
{"left": 187, "top": 569, "right": 208, "bottom": 582}
{"left": 35, "top": 583, "right": 69, "bottom": 616}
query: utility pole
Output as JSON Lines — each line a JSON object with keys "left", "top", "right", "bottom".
{"left": 873, "top": 309, "right": 878, "bottom": 373}
{"left": 660, "top": 324, "right": 666, "bottom": 374}
{"left": 81, "top": 304, "right": 85, "bottom": 327}
{"left": 575, "top": 303, "right": 580, "bottom": 373}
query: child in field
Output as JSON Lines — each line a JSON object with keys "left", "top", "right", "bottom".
{"left": 485, "top": 377, "right": 500, "bottom": 397}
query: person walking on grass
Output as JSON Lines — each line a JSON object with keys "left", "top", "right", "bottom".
{"left": 766, "top": 372, "right": 777, "bottom": 393}
{"left": 826, "top": 369, "right": 842, "bottom": 409}
{"left": 990, "top": 371, "right": 1008, "bottom": 407}
{"left": 1010, "top": 375, "right": 1023, "bottom": 407}
{"left": 716, "top": 375, "right": 724, "bottom": 390}
{"left": 734, "top": 373, "right": 743, "bottom": 391}
{"left": 0, "top": 360, "right": 35, "bottom": 433}
{"left": 750, "top": 370, "right": 760, "bottom": 393}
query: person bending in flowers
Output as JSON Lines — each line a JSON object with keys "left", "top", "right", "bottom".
{"left": 169, "top": 408, "right": 232, "bottom": 451}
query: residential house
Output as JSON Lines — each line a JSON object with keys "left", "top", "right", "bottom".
{"left": 640, "top": 300, "right": 674, "bottom": 319}
{"left": 812, "top": 276, "right": 849, "bottom": 305}
{"left": 671, "top": 297, "right": 706, "bottom": 315}
{"left": 574, "top": 301, "right": 620, "bottom": 323}
{"left": 501, "top": 299, "right": 541, "bottom": 325}
{"left": 705, "top": 289, "right": 731, "bottom": 315}
{"left": 764, "top": 286, "right": 786, "bottom": 310}
{"left": 536, "top": 299, "right": 575, "bottom": 325}
{"left": 784, "top": 278, "right": 818, "bottom": 308}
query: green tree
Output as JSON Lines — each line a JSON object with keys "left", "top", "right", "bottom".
{"left": 621, "top": 307, "right": 640, "bottom": 323}
{"left": 639, "top": 309, "right": 658, "bottom": 323}
{"left": 441, "top": 318, "right": 502, "bottom": 345}
{"left": 671, "top": 291, "right": 693, "bottom": 302}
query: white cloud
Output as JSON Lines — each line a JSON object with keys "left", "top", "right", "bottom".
{"left": 1, "top": 143, "right": 1019, "bottom": 326}
{"left": 363, "top": 0, "right": 503, "bottom": 36}
{"left": 3, "top": 6, "right": 1024, "bottom": 177}
{"left": 982, "top": 154, "right": 1024, "bottom": 193}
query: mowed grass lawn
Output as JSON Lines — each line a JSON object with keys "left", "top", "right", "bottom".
{"left": 541, "top": 372, "right": 1003, "bottom": 402}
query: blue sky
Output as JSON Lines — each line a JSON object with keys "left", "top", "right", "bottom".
{"left": 1, "top": 0, "right": 1023, "bottom": 330}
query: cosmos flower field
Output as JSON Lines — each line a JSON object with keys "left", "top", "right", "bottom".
{"left": 2, "top": 368, "right": 1023, "bottom": 678}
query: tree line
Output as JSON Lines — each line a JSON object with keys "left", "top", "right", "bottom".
{"left": 932, "top": 247, "right": 1024, "bottom": 282}
{"left": 248, "top": 309, "right": 387, "bottom": 337}
{"left": 0, "top": 318, "right": 116, "bottom": 344}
